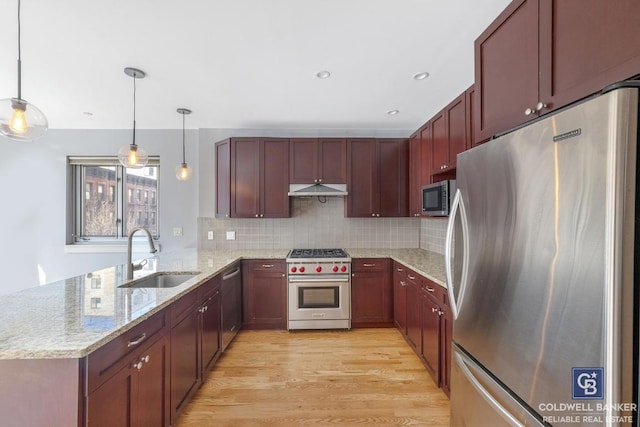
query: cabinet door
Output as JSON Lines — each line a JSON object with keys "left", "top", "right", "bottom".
{"left": 419, "top": 122, "right": 432, "bottom": 187}
{"left": 430, "top": 111, "right": 447, "bottom": 173}
{"left": 289, "top": 138, "right": 318, "bottom": 184}
{"left": 230, "top": 138, "right": 261, "bottom": 218}
{"left": 440, "top": 301, "right": 452, "bottom": 397}
{"left": 446, "top": 93, "right": 467, "bottom": 169}
{"left": 408, "top": 132, "right": 422, "bottom": 217}
{"left": 405, "top": 280, "right": 422, "bottom": 352}
{"left": 86, "top": 362, "right": 134, "bottom": 427}
{"left": 261, "top": 138, "right": 290, "bottom": 218}
{"left": 393, "top": 263, "right": 407, "bottom": 333}
{"left": 377, "top": 138, "right": 408, "bottom": 217}
{"left": 221, "top": 264, "right": 242, "bottom": 349}
{"left": 351, "top": 259, "right": 392, "bottom": 325}
{"left": 242, "top": 261, "right": 287, "bottom": 329}
{"left": 346, "top": 138, "right": 377, "bottom": 217}
{"left": 474, "top": 0, "right": 539, "bottom": 143}
{"left": 170, "top": 309, "right": 200, "bottom": 419}
{"left": 421, "top": 293, "right": 441, "bottom": 385}
{"left": 135, "top": 334, "right": 170, "bottom": 427}
{"left": 201, "top": 290, "right": 221, "bottom": 376}
{"left": 539, "top": 0, "right": 640, "bottom": 112}
{"left": 215, "top": 139, "right": 231, "bottom": 218}
{"left": 465, "top": 85, "right": 482, "bottom": 148}
{"left": 318, "top": 138, "right": 346, "bottom": 183}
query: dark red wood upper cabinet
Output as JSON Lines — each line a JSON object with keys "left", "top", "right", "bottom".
{"left": 289, "top": 138, "right": 317, "bottom": 184}
{"left": 261, "top": 138, "right": 290, "bottom": 218}
{"left": 539, "top": 0, "right": 640, "bottom": 110}
{"left": 430, "top": 111, "right": 447, "bottom": 173}
{"left": 346, "top": 138, "right": 377, "bottom": 217}
{"left": 474, "top": 0, "right": 539, "bottom": 143}
{"left": 419, "top": 122, "right": 432, "bottom": 187}
{"left": 377, "top": 138, "right": 408, "bottom": 217}
{"left": 227, "top": 137, "right": 289, "bottom": 218}
{"left": 445, "top": 93, "right": 467, "bottom": 170}
{"left": 290, "top": 138, "right": 346, "bottom": 184}
{"left": 475, "top": 0, "right": 640, "bottom": 143}
{"left": 408, "top": 131, "right": 422, "bottom": 217}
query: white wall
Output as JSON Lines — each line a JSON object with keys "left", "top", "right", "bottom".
{"left": 0, "top": 129, "right": 198, "bottom": 295}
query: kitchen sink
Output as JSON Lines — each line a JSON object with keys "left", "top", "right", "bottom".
{"left": 119, "top": 272, "right": 200, "bottom": 288}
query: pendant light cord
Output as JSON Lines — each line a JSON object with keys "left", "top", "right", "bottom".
{"left": 132, "top": 71, "right": 137, "bottom": 146}
{"left": 182, "top": 112, "right": 186, "bottom": 163}
{"left": 17, "top": 0, "right": 22, "bottom": 100}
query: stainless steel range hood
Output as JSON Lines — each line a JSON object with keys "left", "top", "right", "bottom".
{"left": 288, "top": 183, "right": 348, "bottom": 197}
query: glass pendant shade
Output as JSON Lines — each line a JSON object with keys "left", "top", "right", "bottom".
{"left": 175, "top": 162, "right": 192, "bottom": 181}
{"left": 118, "top": 143, "right": 149, "bottom": 169}
{"left": 0, "top": 98, "right": 48, "bottom": 141}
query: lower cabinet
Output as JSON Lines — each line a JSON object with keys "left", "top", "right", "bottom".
{"left": 170, "top": 276, "right": 222, "bottom": 422}
{"left": 392, "top": 260, "right": 452, "bottom": 396}
{"left": 242, "top": 260, "right": 287, "bottom": 329}
{"left": 351, "top": 258, "right": 393, "bottom": 327}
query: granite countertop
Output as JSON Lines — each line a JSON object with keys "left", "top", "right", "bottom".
{"left": 0, "top": 248, "right": 444, "bottom": 360}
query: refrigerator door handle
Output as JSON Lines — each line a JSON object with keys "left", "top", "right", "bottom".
{"left": 445, "top": 188, "right": 469, "bottom": 319}
{"left": 454, "top": 351, "right": 525, "bottom": 427}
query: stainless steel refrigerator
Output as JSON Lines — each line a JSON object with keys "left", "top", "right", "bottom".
{"left": 447, "top": 83, "right": 639, "bottom": 427}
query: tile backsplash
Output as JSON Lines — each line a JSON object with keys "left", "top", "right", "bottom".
{"left": 198, "top": 197, "right": 446, "bottom": 254}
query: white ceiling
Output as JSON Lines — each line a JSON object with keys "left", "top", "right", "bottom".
{"left": 0, "top": 0, "right": 511, "bottom": 131}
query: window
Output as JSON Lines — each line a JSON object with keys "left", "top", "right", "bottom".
{"left": 90, "top": 297, "right": 102, "bottom": 309}
{"left": 69, "top": 156, "right": 160, "bottom": 242}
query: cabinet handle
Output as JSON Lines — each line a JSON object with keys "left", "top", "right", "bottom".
{"left": 260, "top": 214, "right": 264, "bottom": 218}
{"left": 134, "top": 361, "right": 143, "bottom": 371}
{"left": 425, "top": 286, "right": 435, "bottom": 293}
{"left": 371, "top": 213, "right": 375, "bottom": 217}
{"left": 230, "top": 325, "right": 236, "bottom": 332}
{"left": 396, "top": 267, "right": 404, "bottom": 272}
{"left": 363, "top": 263, "right": 376, "bottom": 267}
{"left": 261, "top": 264, "right": 274, "bottom": 268}
{"left": 318, "top": 179, "right": 322, "bottom": 183}
{"left": 127, "top": 332, "right": 147, "bottom": 348}
{"left": 525, "top": 102, "right": 547, "bottom": 116}
{"left": 432, "top": 307, "right": 438, "bottom": 313}
{"left": 143, "top": 355, "right": 150, "bottom": 363}
{"left": 255, "top": 214, "right": 259, "bottom": 217}
{"left": 314, "top": 179, "right": 318, "bottom": 183}
{"left": 407, "top": 274, "right": 416, "bottom": 280}
{"left": 222, "top": 267, "right": 240, "bottom": 280}
{"left": 400, "top": 280, "right": 407, "bottom": 287}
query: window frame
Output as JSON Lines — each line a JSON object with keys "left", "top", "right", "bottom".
{"left": 68, "top": 156, "right": 161, "bottom": 244}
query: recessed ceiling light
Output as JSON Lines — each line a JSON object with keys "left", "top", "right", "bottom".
{"left": 413, "top": 72, "right": 429, "bottom": 80}
{"left": 387, "top": 109, "right": 399, "bottom": 115}
{"left": 83, "top": 111, "right": 93, "bottom": 116}
{"left": 316, "top": 70, "right": 331, "bottom": 79}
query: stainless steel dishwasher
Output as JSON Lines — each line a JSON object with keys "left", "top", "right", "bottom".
{"left": 220, "top": 262, "right": 242, "bottom": 351}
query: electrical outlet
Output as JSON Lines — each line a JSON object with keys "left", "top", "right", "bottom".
{"left": 226, "top": 231, "right": 236, "bottom": 240}
{"left": 173, "top": 227, "right": 183, "bottom": 237}
{"left": 207, "top": 231, "right": 214, "bottom": 240}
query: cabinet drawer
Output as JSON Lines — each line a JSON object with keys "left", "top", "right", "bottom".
{"left": 353, "top": 258, "right": 390, "bottom": 272}
{"left": 404, "top": 267, "right": 421, "bottom": 286}
{"left": 86, "top": 309, "right": 168, "bottom": 393}
{"left": 171, "top": 288, "right": 200, "bottom": 325}
{"left": 421, "top": 278, "right": 446, "bottom": 305}
{"left": 244, "top": 259, "right": 285, "bottom": 273}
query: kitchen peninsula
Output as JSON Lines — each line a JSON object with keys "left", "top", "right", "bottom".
{"left": 0, "top": 247, "right": 446, "bottom": 427}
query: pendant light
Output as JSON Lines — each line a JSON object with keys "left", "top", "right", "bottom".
{"left": 175, "top": 108, "right": 193, "bottom": 181}
{"left": 0, "top": 0, "right": 48, "bottom": 141}
{"left": 118, "top": 67, "right": 149, "bottom": 169}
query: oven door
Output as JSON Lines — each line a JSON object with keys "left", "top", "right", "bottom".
{"left": 288, "top": 275, "right": 350, "bottom": 321}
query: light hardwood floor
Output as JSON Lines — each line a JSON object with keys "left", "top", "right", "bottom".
{"left": 175, "top": 328, "right": 450, "bottom": 426}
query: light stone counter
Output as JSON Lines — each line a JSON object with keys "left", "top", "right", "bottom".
{"left": 0, "top": 249, "right": 287, "bottom": 360}
{"left": 0, "top": 247, "right": 444, "bottom": 360}
{"left": 346, "top": 248, "right": 447, "bottom": 287}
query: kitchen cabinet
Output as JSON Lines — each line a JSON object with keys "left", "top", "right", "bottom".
{"left": 289, "top": 138, "right": 346, "bottom": 184}
{"left": 431, "top": 92, "right": 467, "bottom": 175}
{"left": 170, "top": 277, "right": 222, "bottom": 421}
{"left": 420, "top": 281, "right": 442, "bottom": 385}
{"left": 86, "top": 309, "right": 170, "bottom": 427}
{"left": 393, "top": 262, "right": 408, "bottom": 333}
{"left": 346, "top": 138, "right": 408, "bottom": 217}
{"left": 475, "top": 0, "right": 640, "bottom": 143}
{"left": 242, "top": 260, "right": 287, "bottom": 329}
{"left": 419, "top": 122, "right": 432, "bottom": 187}
{"left": 408, "top": 131, "right": 422, "bottom": 217}
{"left": 220, "top": 262, "right": 242, "bottom": 351}
{"left": 216, "top": 137, "right": 290, "bottom": 218}
{"left": 351, "top": 258, "right": 393, "bottom": 327}
{"left": 404, "top": 270, "right": 422, "bottom": 353}
{"left": 440, "top": 293, "right": 452, "bottom": 397}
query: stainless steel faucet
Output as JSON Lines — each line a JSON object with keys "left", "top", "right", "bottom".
{"left": 126, "top": 227, "right": 158, "bottom": 280}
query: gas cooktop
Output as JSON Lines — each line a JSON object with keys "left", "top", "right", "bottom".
{"left": 287, "top": 248, "right": 350, "bottom": 259}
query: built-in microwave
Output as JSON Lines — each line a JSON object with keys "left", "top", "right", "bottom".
{"left": 422, "top": 180, "right": 456, "bottom": 216}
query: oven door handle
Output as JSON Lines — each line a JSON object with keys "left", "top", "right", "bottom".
{"left": 288, "top": 276, "right": 350, "bottom": 283}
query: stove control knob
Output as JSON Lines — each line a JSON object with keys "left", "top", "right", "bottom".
{"left": 332, "top": 266, "right": 339, "bottom": 272}
{"left": 290, "top": 266, "right": 297, "bottom": 273}
{"left": 340, "top": 265, "right": 347, "bottom": 273}
{"left": 299, "top": 266, "right": 305, "bottom": 273}
{"left": 316, "top": 266, "right": 322, "bottom": 273}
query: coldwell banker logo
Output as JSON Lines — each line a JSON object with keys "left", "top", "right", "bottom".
{"left": 572, "top": 367, "right": 604, "bottom": 399}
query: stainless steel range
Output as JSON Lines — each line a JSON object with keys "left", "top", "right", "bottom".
{"left": 286, "top": 248, "right": 351, "bottom": 330}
